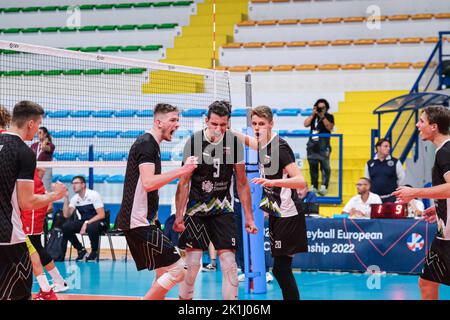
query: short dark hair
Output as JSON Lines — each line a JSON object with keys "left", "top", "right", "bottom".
{"left": 251, "top": 105, "right": 273, "bottom": 122}
{"left": 314, "top": 98, "right": 330, "bottom": 111}
{"left": 72, "top": 175, "right": 86, "bottom": 184}
{"left": 359, "top": 177, "right": 372, "bottom": 185}
{"left": 207, "top": 100, "right": 231, "bottom": 119}
{"left": 0, "top": 105, "right": 11, "bottom": 129}
{"left": 422, "top": 105, "right": 450, "bottom": 135}
{"left": 12, "top": 101, "right": 44, "bottom": 128}
{"left": 376, "top": 138, "right": 391, "bottom": 148}
{"left": 153, "top": 103, "right": 178, "bottom": 116}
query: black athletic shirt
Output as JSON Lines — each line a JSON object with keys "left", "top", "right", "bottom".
{"left": 118, "top": 131, "right": 161, "bottom": 230}
{"left": 433, "top": 139, "right": 450, "bottom": 240}
{"left": 258, "top": 134, "right": 300, "bottom": 218}
{"left": 0, "top": 132, "right": 36, "bottom": 245}
{"left": 182, "top": 130, "right": 244, "bottom": 217}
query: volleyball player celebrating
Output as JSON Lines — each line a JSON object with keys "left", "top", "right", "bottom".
{"left": 174, "top": 101, "right": 257, "bottom": 300}
{"left": 117, "top": 103, "right": 198, "bottom": 300}
{"left": 393, "top": 105, "right": 450, "bottom": 300}
{"left": 234, "top": 105, "right": 308, "bottom": 300}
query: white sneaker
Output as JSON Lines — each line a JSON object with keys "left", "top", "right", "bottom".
{"left": 201, "top": 263, "right": 217, "bottom": 272}
{"left": 266, "top": 272, "right": 274, "bottom": 283}
{"left": 310, "top": 187, "right": 318, "bottom": 194}
{"left": 52, "top": 282, "right": 69, "bottom": 293}
{"left": 318, "top": 185, "right": 328, "bottom": 196}
{"left": 238, "top": 273, "right": 245, "bottom": 282}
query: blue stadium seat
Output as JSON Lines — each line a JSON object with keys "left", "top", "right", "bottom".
{"left": 120, "top": 130, "right": 144, "bottom": 138}
{"left": 136, "top": 110, "right": 153, "bottom": 117}
{"left": 74, "top": 131, "right": 97, "bottom": 138}
{"left": 277, "top": 108, "right": 301, "bottom": 116}
{"left": 53, "top": 152, "right": 79, "bottom": 161}
{"left": 70, "top": 110, "right": 92, "bottom": 118}
{"left": 102, "top": 152, "right": 126, "bottom": 161}
{"left": 93, "top": 174, "right": 108, "bottom": 183}
{"left": 78, "top": 152, "right": 103, "bottom": 161}
{"left": 51, "top": 174, "right": 62, "bottom": 182}
{"left": 284, "top": 129, "right": 310, "bottom": 137}
{"left": 181, "top": 109, "right": 206, "bottom": 117}
{"left": 52, "top": 130, "right": 75, "bottom": 138}
{"left": 97, "top": 130, "right": 120, "bottom": 138}
{"left": 231, "top": 108, "right": 247, "bottom": 117}
{"left": 115, "top": 109, "right": 137, "bottom": 117}
{"left": 161, "top": 151, "right": 171, "bottom": 161}
{"left": 106, "top": 175, "right": 125, "bottom": 183}
{"left": 301, "top": 108, "right": 313, "bottom": 116}
{"left": 173, "top": 130, "right": 192, "bottom": 139}
{"left": 46, "top": 110, "right": 70, "bottom": 118}
{"left": 91, "top": 110, "right": 115, "bottom": 118}
{"left": 278, "top": 130, "right": 289, "bottom": 137}
{"left": 58, "top": 175, "right": 76, "bottom": 183}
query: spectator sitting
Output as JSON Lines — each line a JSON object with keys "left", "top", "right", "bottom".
{"left": 364, "top": 138, "right": 405, "bottom": 203}
{"left": 297, "top": 184, "right": 318, "bottom": 203}
{"left": 62, "top": 176, "right": 107, "bottom": 262}
{"left": 402, "top": 184, "right": 425, "bottom": 218}
{"left": 342, "top": 178, "right": 382, "bottom": 219}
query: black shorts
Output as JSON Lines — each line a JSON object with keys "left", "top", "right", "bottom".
{"left": 269, "top": 214, "right": 308, "bottom": 257}
{"left": 0, "top": 242, "right": 33, "bottom": 300}
{"left": 420, "top": 237, "right": 450, "bottom": 285}
{"left": 178, "top": 214, "right": 237, "bottom": 251}
{"left": 124, "top": 225, "right": 181, "bottom": 271}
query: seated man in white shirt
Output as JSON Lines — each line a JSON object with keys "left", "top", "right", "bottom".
{"left": 342, "top": 178, "right": 382, "bottom": 219}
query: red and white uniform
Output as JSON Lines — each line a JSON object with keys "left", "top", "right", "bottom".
{"left": 21, "top": 170, "right": 49, "bottom": 235}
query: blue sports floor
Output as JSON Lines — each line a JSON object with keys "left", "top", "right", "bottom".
{"left": 32, "top": 260, "right": 450, "bottom": 300}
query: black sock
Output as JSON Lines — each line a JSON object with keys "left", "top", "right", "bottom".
{"left": 272, "top": 256, "right": 299, "bottom": 300}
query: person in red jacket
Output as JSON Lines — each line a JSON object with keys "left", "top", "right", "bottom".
{"left": 21, "top": 167, "right": 69, "bottom": 298}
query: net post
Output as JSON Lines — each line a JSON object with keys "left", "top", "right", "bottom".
{"left": 88, "top": 145, "right": 94, "bottom": 190}
{"left": 242, "top": 74, "right": 267, "bottom": 294}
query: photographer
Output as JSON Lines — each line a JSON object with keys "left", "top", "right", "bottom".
{"left": 31, "top": 127, "right": 55, "bottom": 191}
{"left": 304, "top": 99, "right": 335, "bottom": 195}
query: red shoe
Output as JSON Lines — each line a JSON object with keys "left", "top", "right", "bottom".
{"left": 34, "top": 289, "right": 58, "bottom": 300}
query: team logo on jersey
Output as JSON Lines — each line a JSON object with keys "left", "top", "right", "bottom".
{"left": 223, "top": 147, "right": 231, "bottom": 155}
{"left": 387, "top": 160, "right": 394, "bottom": 167}
{"left": 407, "top": 233, "right": 424, "bottom": 252}
{"left": 263, "top": 155, "right": 271, "bottom": 165}
{"left": 202, "top": 180, "right": 214, "bottom": 193}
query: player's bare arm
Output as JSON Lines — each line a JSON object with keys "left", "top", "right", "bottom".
{"left": 234, "top": 163, "right": 257, "bottom": 234}
{"left": 140, "top": 156, "right": 198, "bottom": 192}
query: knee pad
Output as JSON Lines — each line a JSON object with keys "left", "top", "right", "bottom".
{"left": 156, "top": 258, "right": 186, "bottom": 290}
{"left": 184, "top": 250, "right": 202, "bottom": 285}
{"left": 179, "top": 250, "right": 202, "bottom": 299}
{"left": 219, "top": 250, "right": 238, "bottom": 299}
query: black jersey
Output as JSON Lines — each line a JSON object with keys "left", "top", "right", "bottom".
{"left": 118, "top": 131, "right": 161, "bottom": 230}
{"left": 258, "top": 134, "right": 300, "bottom": 218}
{"left": 433, "top": 139, "right": 450, "bottom": 240}
{"left": 0, "top": 132, "right": 36, "bottom": 245}
{"left": 183, "top": 130, "right": 244, "bottom": 217}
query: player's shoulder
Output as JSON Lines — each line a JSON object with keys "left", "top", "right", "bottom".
{"left": 439, "top": 140, "right": 450, "bottom": 153}
{"left": 278, "top": 136, "right": 293, "bottom": 151}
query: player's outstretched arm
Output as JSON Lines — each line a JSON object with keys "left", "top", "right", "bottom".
{"left": 17, "top": 181, "right": 66, "bottom": 211}
{"left": 232, "top": 130, "right": 258, "bottom": 151}
{"left": 173, "top": 173, "right": 192, "bottom": 233}
{"left": 140, "top": 156, "right": 198, "bottom": 192}
{"left": 393, "top": 174, "right": 450, "bottom": 203}
{"left": 234, "top": 164, "right": 258, "bottom": 234}
{"left": 252, "top": 162, "right": 306, "bottom": 190}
